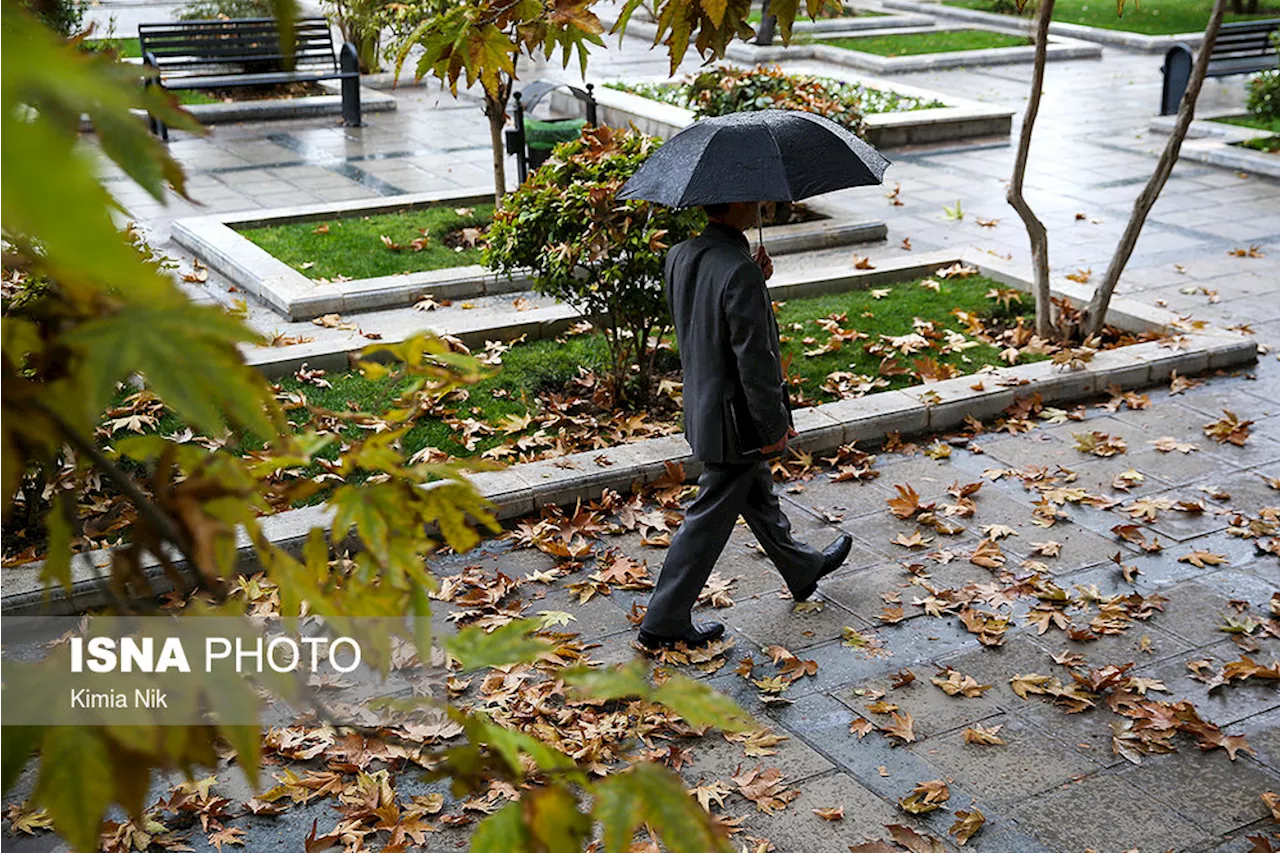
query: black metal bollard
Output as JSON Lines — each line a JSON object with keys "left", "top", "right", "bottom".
{"left": 340, "top": 42, "right": 362, "bottom": 127}
{"left": 1160, "top": 44, "right": 1194, "bottom": 116}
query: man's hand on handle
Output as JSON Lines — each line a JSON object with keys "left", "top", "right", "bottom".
{"left": 754, "top": 244, "right": 773, "bottom": 281}
{"left": 760, "top": 426, "right": 797, "bottom": 457}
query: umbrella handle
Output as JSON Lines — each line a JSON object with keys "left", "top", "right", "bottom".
{"left": 756, "top": 203, "right": 764, "bottom": 253}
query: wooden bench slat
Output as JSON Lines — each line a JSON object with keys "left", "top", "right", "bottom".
{"left": 159, "top": 69, "right": 355, "bottom": 89}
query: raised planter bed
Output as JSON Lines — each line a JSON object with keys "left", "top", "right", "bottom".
{"left": 548, "top": 72, "right": 1015, "bottom": 150}
{"left": 881, "top": 0, "right": 1215, "bottom": 52}
{"left": 727, "top": 23, "right": 1100, "bottom": 70}
{"left": 5, "top": 247, "right": 1255, "bottom": 616}
{"left": 173, "top": 189, "right": 887, "bottom": 321}
{"left": 1147, "top": 112, "right": 1280, "bottom": 178}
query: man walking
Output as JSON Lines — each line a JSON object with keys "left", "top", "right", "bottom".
{"left": 638, "top": 202, "right": 853, "bottom": 649}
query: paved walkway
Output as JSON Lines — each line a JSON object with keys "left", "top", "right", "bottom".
{"left": 24, "top": 8, "right": 1280, "bottom": 852}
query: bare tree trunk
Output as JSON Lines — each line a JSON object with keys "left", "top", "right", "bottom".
{"left": 1082, "top": 0, "right": 1227, "bottom": 338}
{"left": 1006, "top": 0, "right": 1056, "bottom": 339}
{"left": 485, "top": 54, "right": 517, "bottom": 207}
{"left": 485, "top": 95, "right": 506, "bottom": 207}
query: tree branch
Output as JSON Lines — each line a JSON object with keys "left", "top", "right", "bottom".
{"left": 1083, "top": 0, "right": 1228, "bottom": 337}
{"left": 1006, "top": 0, "right": 1056, "bottom": 339}
{"left": 31, "top": 398, "right": 195, "bottom": 569}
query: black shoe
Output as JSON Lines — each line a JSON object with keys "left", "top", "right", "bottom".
{"left": 638, "top": 621, "right": 726, "bottom": 650}
{"left": 794, "top": 534, "right": 853, "bottom": 602}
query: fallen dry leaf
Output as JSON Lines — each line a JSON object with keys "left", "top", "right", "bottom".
{"left": 949, "top": 809, "right": 986, "bottom": 846}
{"left": 963, "top": 724, "right": 1006, "bottom": 745}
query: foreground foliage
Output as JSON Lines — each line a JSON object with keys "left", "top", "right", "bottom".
{"left": 1, "top": 3, "right": 753, "bottom": 850}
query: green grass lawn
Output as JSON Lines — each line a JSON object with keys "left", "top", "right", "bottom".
{"left": 238, "top": 205, "right": 494, "bottom": 281}
{"left": 818, "top": 28, "right": 1030, "bottom": 55}
{"left": 943, "top": 0, "right": 1280, "bottom": 34}
{"left": 107, "top": 274, "right": 1032, "bottom": 470}
{"left": 1238, "top": 135, "right": 1280, "bottom": 152}
{"left": 85, "top": 36, "right": 142, "bottom": 57}
{"left": 129, "top": 273, "right": 1032, "bottom": 464}
{"left": 775, "top": 274, "right": 1035, "bottom": 395}
{"left": 1213, "top": 114, "right": 1280, "bottom": 134}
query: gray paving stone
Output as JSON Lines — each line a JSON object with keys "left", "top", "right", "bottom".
{"left": 1131, "top": 446, "right": 1250, "bottom": 487}
{"left": 910, "top": 712, "right": 1107, "bottom": 810}
{"left": 965, "top": 432, "right": 1079, "bottom": 472}
{"left": 1039, "top": 618, "right": 1195, "bottom": 670}
{"left": 820, "top": 560, "right": 938, "bottom": 624}
{"left": 1117, "top": 749, "right": 1280, "bottom": 836}
{"left": 1156, "top": 578, "right": 1272, "bottom": 649}
{"left": 1004, "top": 520, "right": 1140, "bottom": 576}
{"left": 1133, "top": 639, "right": 1280, "bottom": 727}
{"left": 724, "top": 590, "right": 861, "bottom": 651}
{"left": 1237, "top": 708, "right": 1280, "bottom": 770}
{"left": 782, "top": 472, "right": 896, "bottom": 523}
{"left": 835, "top": 672, "right": 1004, "bottom": 740}
{"left": 1008, "top": 771, "right": 1213, "bottom": 853}
{"left": 836, "top": 508, "right": 976, "bottom": 560}
{"left": 769, "top": 691, "right": 953, "bottom": 807}
{"left": 1132, "top": 487, "right": 1235, "bottom": 542}
{"left": 937, "top": 633, "right": 1062, "bottom": 711}
{"left": 679, "top": 723, "right": 835, "bottom": 788}
{"left": 723, "top": 770, "right": 910, "bottom": 852}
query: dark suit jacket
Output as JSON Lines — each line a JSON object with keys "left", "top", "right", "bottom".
{"left": 666, "top": 222, "right": 792, "bottom": 464}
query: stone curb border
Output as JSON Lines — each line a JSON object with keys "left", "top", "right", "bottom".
{"left": 1, "top": 248, "right": 1256, "bottom": 616}
{"left": 724, "top": 25, "right": 1102, "bottom": 72}
{"left": 881, "top": 0, "right": 1207, "bottom": 52}
{"left": 1146, "top": 113, "right": 1280, "bottom": 179}
{"left": 172, "top": 189, "right": 887, "bottom": 321}
{"left": 78, "top": 83, "right": 397, "bottom": 134}
{"left": 547, "top": 71, "right": 1015, "bottom": 150}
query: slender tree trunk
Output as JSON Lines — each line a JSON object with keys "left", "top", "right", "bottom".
{"left": 1082, "top": 0, "right": 1228, "bottom": 338}
{"left": 485, "top": 89, "right": 509, "bottom": 208}
{"left": 1006, "top": 0, "right": 1056, "bottom": 339}
{"left": 485, "top": 53, "right": 517, "bottom": 207}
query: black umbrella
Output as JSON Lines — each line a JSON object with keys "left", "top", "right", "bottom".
{"left": 617, "top": 109, "right": 891, "bottom": 244}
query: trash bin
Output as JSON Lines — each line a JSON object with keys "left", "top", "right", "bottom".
{"left": 505, "top": 81, "right": 599, "bottom": 184}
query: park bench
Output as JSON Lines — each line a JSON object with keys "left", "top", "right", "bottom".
{"left": 139, "top": 17, "right": 361, "bottom": 139}
{"left": 1161, "top": 19, "right": 1279, "bottom": 115}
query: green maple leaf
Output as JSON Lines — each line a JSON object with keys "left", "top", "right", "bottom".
{"left": 594, "top": 763, "right": 731, "bottom": 853}
{"left": 34, "top": 727, "right": 114, "bottom": 852}
{"left": 66, "top": 302, "right": 275, "bottom": 440}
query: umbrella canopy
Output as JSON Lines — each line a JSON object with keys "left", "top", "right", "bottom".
{"left": 617, "top": 109, "right": 890, "bottom": 208}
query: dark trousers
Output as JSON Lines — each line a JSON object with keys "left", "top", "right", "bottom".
{"left": 641, "top": 459, "right": 825, "bottom": 635}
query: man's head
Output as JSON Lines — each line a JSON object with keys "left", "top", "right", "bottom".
{"left": 702, "top": 201, "right": 758, "bottom": 232}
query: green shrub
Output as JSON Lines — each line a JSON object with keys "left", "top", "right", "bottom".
{"left": 21, "top": 0, "right": 87, "bottom": 36}
{"left": 483, "top": 126, "right": 706, "bottom": 406}
{"left": 686, "top": 64, "right": 869, "bottom": 137}
{"left": 1246, "top": 37, "right": 1280, "bottom": 122}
